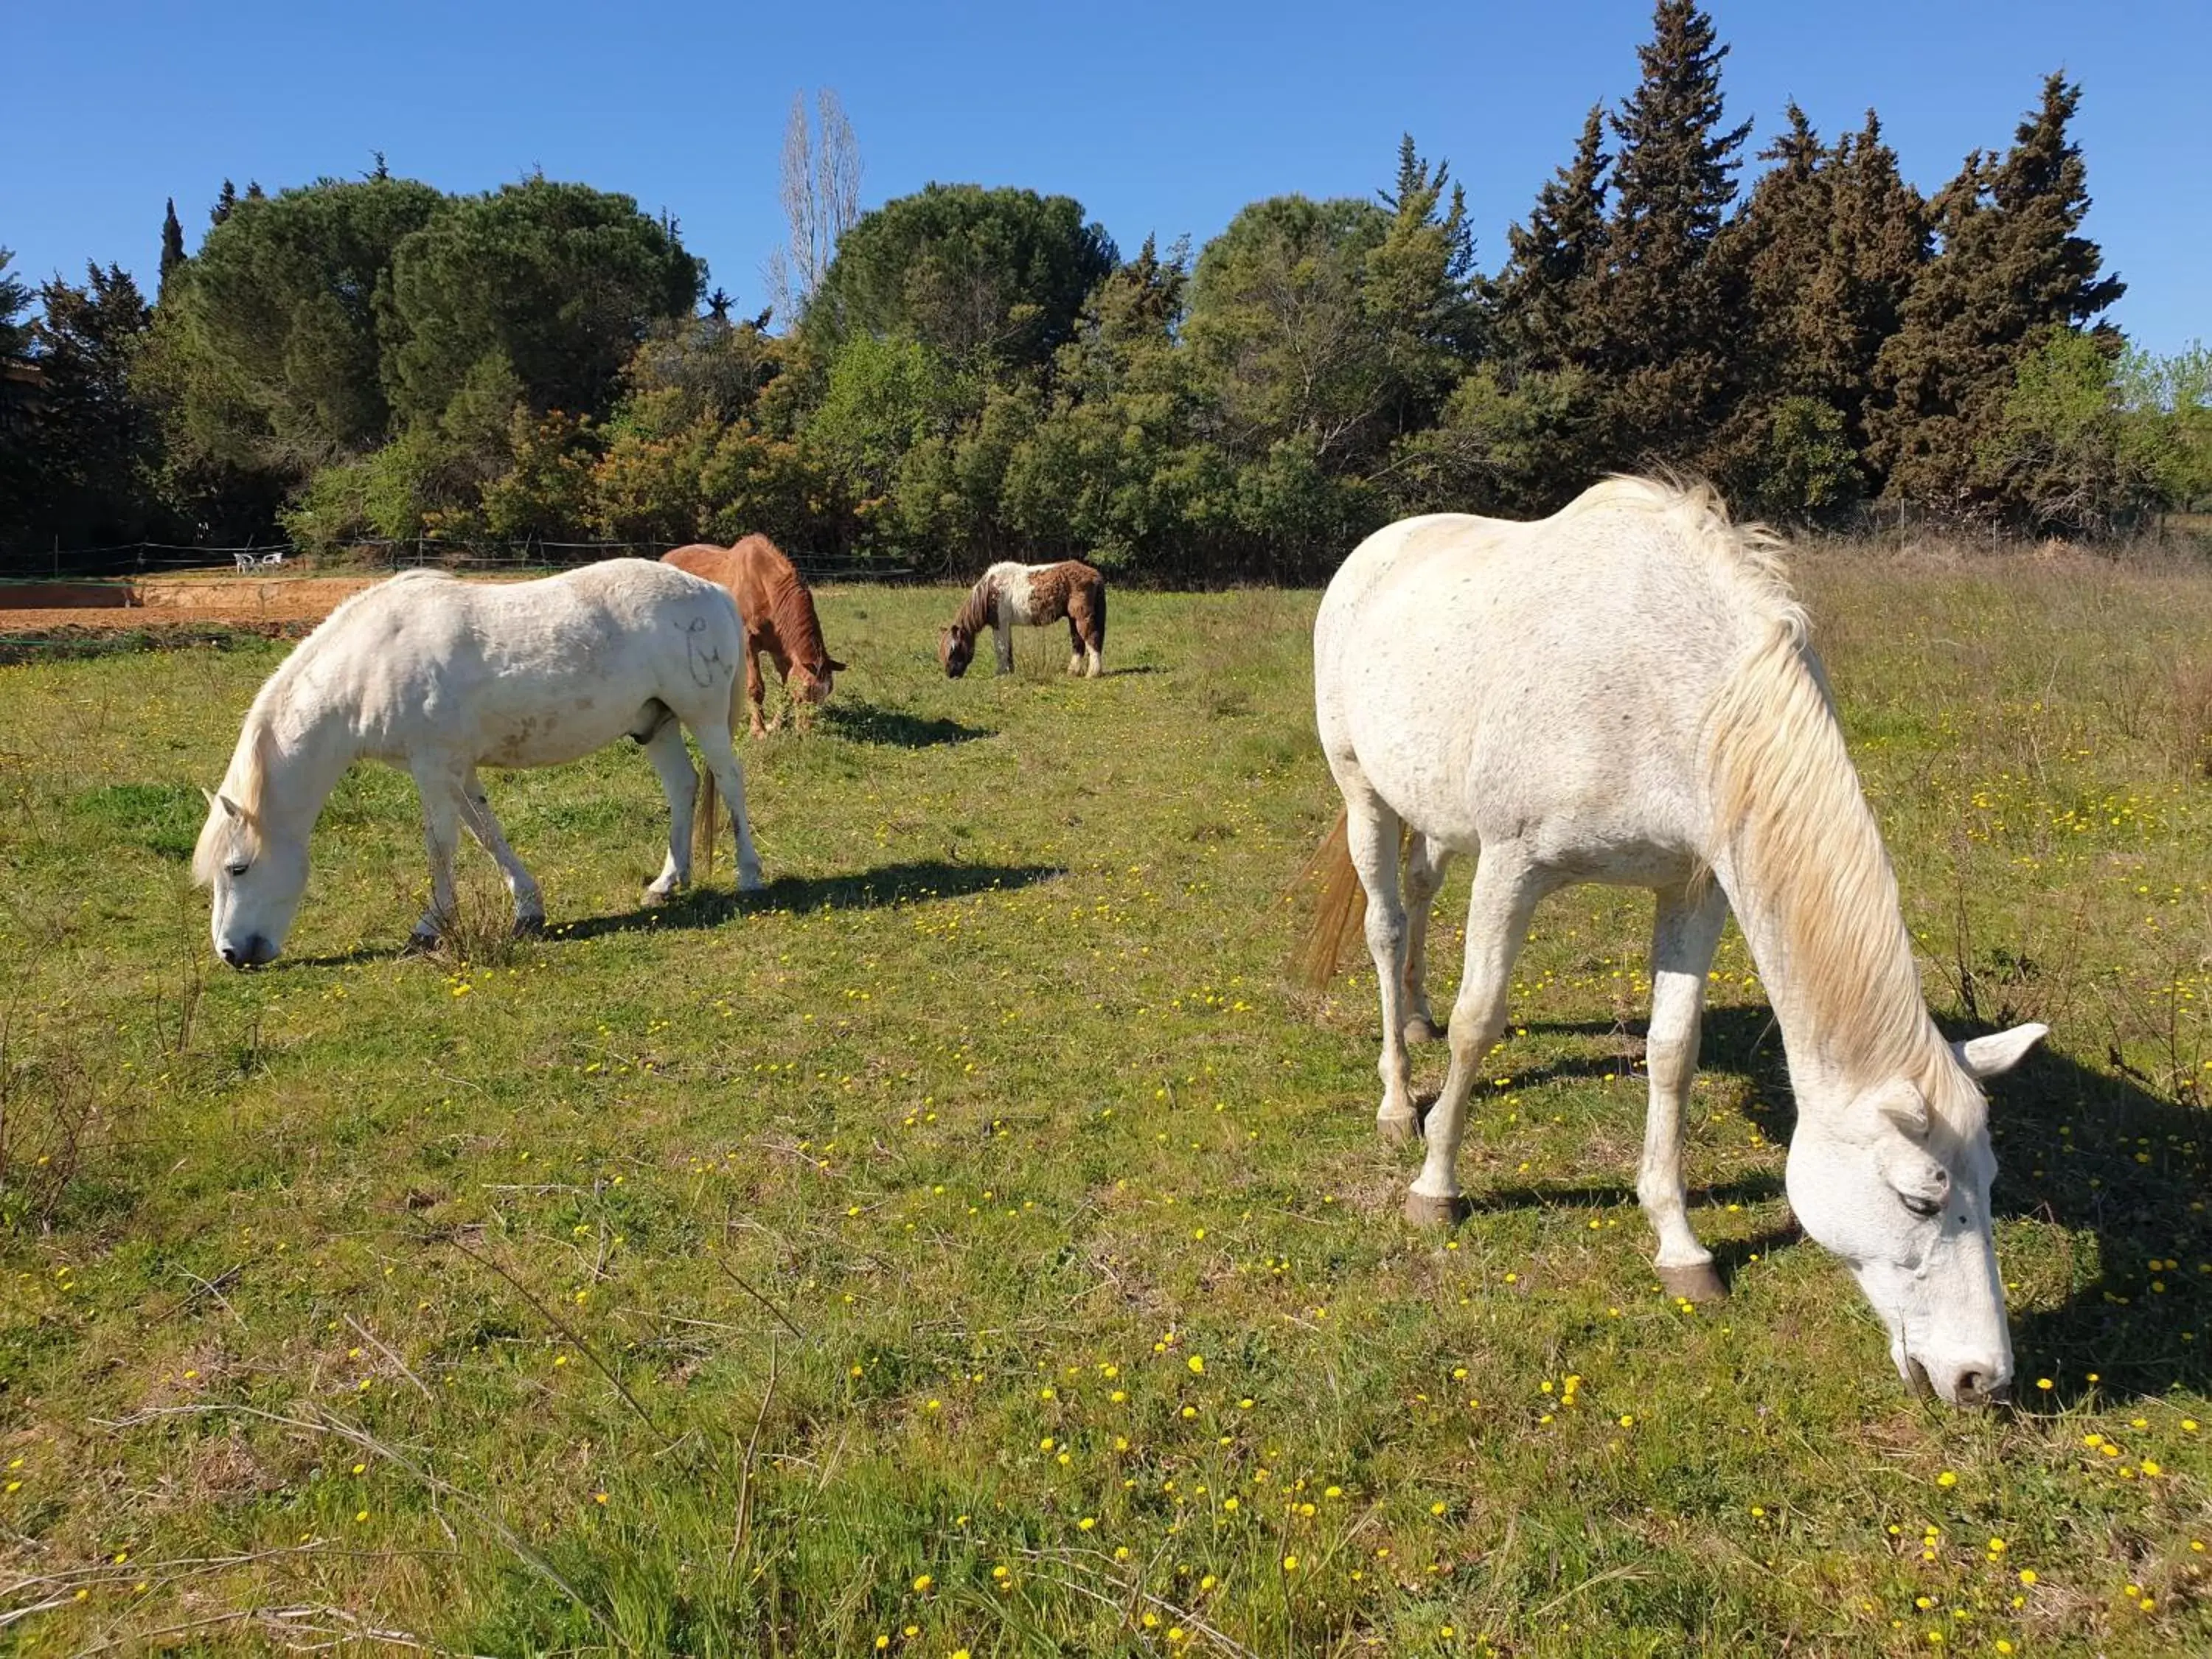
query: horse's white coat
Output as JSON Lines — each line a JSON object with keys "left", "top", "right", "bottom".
{"left": 1313, "top": 479, "right": 2044, "bottom": 1405}
{"left": 194, "top": 560, "right": 763, "bottom": 964}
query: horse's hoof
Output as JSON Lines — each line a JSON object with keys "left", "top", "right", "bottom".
{"left": 1656, "top": 1262, "right": 1729, "bottom": 1304}
{"left": 736, "top": 870, "right": 765, "bottom": 894}
{"left": 511, "top": 914, "right": 546, "bottom": 939}
{"left": 1403, "top": 1014, "right": 1444, "bottom": 1045}
{"left": 641, "top": 886, "right": 675, "bottom": 908}
{"left": 1404, "top": 1190, "right": 1471, "bottom": 1228}
{"left": 1377, "top": 1111, "right": 1419, "bottom": 1147}
{"left": 402, "top": 929, "right": 439, "bottom": 957}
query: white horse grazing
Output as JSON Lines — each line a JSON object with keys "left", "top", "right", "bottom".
{"left": 1303, "top": 478, "right": 2045, "bottom": 1407}
{"left": 193, "top": 560, "right": 764, "bottom": 966}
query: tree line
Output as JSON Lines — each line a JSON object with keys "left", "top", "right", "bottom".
{"left": 2, "top": 3, "right": 2206, "bottom": 582}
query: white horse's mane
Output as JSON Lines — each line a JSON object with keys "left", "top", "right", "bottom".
{"left": 192, "top": 570, "right": 453, "bottom": 886}
{"left": 1608, "top": 477, "right": 1980, "bottom": 1133}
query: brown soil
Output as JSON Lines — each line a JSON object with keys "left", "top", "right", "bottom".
{"left": 0, "top": 575, "right": 382, "bottom": 635}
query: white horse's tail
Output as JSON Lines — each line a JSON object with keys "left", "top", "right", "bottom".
{"left": 1293, "top": 808, "right": 1368, "bottom": 990}
{"left": 692, "top": 670, "right": 746, "bottom": 880}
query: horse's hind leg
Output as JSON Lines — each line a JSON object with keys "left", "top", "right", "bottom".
{"left": 689, "top": 724, "right": 765, "bottom": 893}
{"left": 1066, "top": 614, "right": 1085, "bottom": 677}
{"left": 1405, "top": 849, "right": 1548, "bottom": 1225}
{"left": 639, "top": 719, "right": 700, "bottom": 902}
{"left": 1401, "top": 834, "right": 1453, "bottom": 1043}
{"left": 458, "top": 768, "right": 544, "bottom": 935}
{"left": 1343, "top": 786, "right": 1419, "bottom": 1141}
{"left": 1640, "top": 881, "right": 1731, "bottom": 1301}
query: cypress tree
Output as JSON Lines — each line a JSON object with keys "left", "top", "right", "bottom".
{"left": 1870, "top": 73, "right": 2124, "bottom": 515}
{"left": 1591, "top": 0, "right": 1752, "bottom": 465}
{"left": 1492, "top": 103, "right": 1610, "bottom": 375}
{"left": 159, "top": 198, "right": 187, "bottom": 296}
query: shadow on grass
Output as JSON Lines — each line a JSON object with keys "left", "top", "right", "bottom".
{"left": 818, "top": 701, "right": 990, "bottom": 748}
{"left": 549, "top": 858, "right": 1067, "bottom": 943}
{"left": 1435, "top": 1001, "right": 2210, "bottom": 1397}
{"left": 1691, "top": 1003, "right": 2211, "bottom": 1403}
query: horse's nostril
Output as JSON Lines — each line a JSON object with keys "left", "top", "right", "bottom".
{"left": 1955, "top": 1370, "right": 2006, "bottom": 1408}
{"left": 220, "top": 945, "right": 242, "bottom": 967}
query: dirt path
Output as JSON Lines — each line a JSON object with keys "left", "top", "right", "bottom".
{"left": 1, "top": 574, "right": 385, "bottom": 636}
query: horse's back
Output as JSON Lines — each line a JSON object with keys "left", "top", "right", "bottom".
{"left": 331, "top": 561, "right": 741, "bottom": 765}
{"left": 1318, "top": 487, "right": 1777, "bottom": 862}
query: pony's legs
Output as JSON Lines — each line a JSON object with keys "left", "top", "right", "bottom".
{"left": 1066, "top": 614, "right": 1084, "bottom": 677}
{"left": 639, "top": 720, "right": 700, "bottom": 902}
{"left": 744, "top": 644, "right": 771, "bottom": 739}
{"left": 994, "top": 616, "right": 1015, "bottom": 675}
{"left": 457, "top": 768, "right": 544, "bottom": 934}
{"left": 689, "top": 724, "right": 765, "bottom": 893}
{"left": 1400, "top": 834, "right": 1453, "bottom": 1043}
{"left": 1406, "top": 850, "right": 1548, "bottom": 1224}
{"left": 1081, "top": 590, "right": 1104, "bottom": 677}
{"left": 407, "top": 766, "right": 465, "bottom": 948}
{"left": 1343, "top": 787, "right": 1418, "bottom": 1141}
{"left": 1639, "top": 882, "right": 1731, "bottom": 1301}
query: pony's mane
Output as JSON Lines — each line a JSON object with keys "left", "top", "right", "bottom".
{"left": 947, "top": 568, "right": 1001, "bottom": 643}
{"left": 191, "top": 569, "right": 448, "bottom": 886}
{"left": 1672, "top": 482, "right": 1977, "bottom": 1132}
{"left": 734, "top": 535, "right": 832, "bottom": 671}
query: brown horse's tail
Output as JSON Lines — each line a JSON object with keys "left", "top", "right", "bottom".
{"left": 1293, "top": 807, "right": 1368, "bottom": 990}
{"left": 1091, "top": 574, "right": 1106, "bottom": 658}
{"left": 692, "top": 669, "right": 746, "bottom": 880}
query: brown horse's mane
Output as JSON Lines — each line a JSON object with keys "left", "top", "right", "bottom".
{"left": 734, "top": 535, "right": 832, "bottom": 673}
{"left": 946, "top": 569, "right": 1001, "bottom": 646}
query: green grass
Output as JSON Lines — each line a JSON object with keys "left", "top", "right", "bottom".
{"left": 2, "top": 561, "right": 2211, "bottom": 1656}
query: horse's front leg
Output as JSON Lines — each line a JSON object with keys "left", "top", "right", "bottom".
{"left": 639, "top": 720, "right": 700, "bottom": 902}
{"left": 1639, "top": 882, "right": 1731, "bottom": 1302}
{"left": 1405, "top": 850, "right": 1547, "bottom": 1225}
{"left": 407, "top": 765, "right": 465, "bottom": 950}
{"left": 994, "top": 616, "right": 1015, "bottom": 676}
{"left": 458, "top": 768, "right": 544, "bottom": 936}
{"left": 1401, "top": 833, "right": 1452, "bottom": 1044}
{"left": 745, "top": 646, "right": 771, "bottom": 739}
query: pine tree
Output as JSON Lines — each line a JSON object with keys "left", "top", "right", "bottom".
{"left": 159, "top": 198, "right": 187, "bottom": 296}
{"left": 1492, "top": 104, "right": 1609, "bottom": 375}
{"left": 211, "top": 179, "right": 238, "bottom": 226}
{"left": 1591, "top": 0, "right": 1752, "bottom": 464}
{"left": 1870, "top": 73, "right": 2124, "bottom": 515}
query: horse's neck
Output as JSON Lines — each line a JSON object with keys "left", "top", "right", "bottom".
{"left": 236, "top": 684, "right": 361, "bottom": 838}
{"left": 1710, "top": 815, "right": 1941, "bottom": 1119}
{"left": 768, "top": 577, "right": 829, "bottom": 669}
{"left": 953, "top": 574, "right": 999, "bottom": 640}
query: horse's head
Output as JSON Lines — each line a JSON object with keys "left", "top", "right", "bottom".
{"left": 193, "top": 790, "right": 309, "bottom": 968}
{"left": 791, "top": 656, "right": 846, "bottom": 706}
{"left": 1784, "top": 1023, "right": 2045, "bottom": 1407}
{"left": 939, "top": 627, "right": 973, "bottom": 678}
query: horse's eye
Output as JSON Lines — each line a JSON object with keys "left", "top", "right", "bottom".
{"left": 225, "top": 861, "right": 250, "bottom": 878}
{"left": 1899, "top": 1192, "right": 1942, "bottom": 1220}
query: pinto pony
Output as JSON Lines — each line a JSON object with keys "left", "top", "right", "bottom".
{"left": 1300, "top": 478, "right": 2045, "bottom": 1406}
{"left": 663, "top": 536, "right": 845, "bottom": 737}
{"left": 939, "top": 560, "right": 1105, "bottom": 679}
{"left": 192, "top": 560, "right": 764, "bottom": 966}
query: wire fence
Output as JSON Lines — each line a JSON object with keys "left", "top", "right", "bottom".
{"left": 0, "top": 536, "right": 922, "bottom": 585}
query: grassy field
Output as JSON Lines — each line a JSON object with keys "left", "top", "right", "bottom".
{"left": 2, "top": 554, "right": 2211, "bottom": 1656}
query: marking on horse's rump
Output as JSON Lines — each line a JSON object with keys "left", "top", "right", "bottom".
{"left": 684, "top": 616, "right": 723, "bottom": 689}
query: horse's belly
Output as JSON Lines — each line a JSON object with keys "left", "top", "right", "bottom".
{"left": 473, "top": 697, "right": 654, "bottom": 769}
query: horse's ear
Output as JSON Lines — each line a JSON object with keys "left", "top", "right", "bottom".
{"left": 213, "top": 791, "right": 240, "bottom": 819}
{"left": 827, "top": 657, "right": 848, "bottom": 673}
{"left": 1952, "top": 1023, "right": 2048, "bottom": 1082}
{"left": 202, "top": 786, "right": 219, "bottom": 810}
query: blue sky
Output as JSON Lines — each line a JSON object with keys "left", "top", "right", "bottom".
{"left": 8, "top": 1, "right": 2207, "bottom": 352}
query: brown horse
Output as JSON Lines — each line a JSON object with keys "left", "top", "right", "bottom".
{"left": 663, "top": 536, "right": 845, "bottom": 737}
{"left": 939, "top": 560, "right": 1107, "bottom": 679}
{"left": 664, "top": 535, "right": 845, "bottom": 874}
